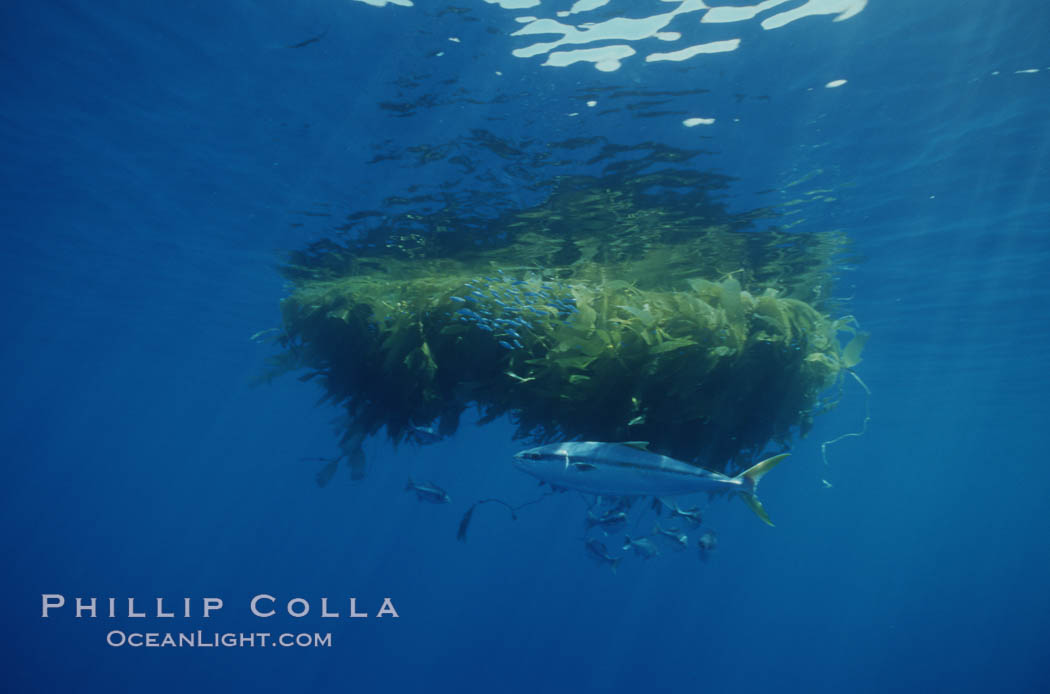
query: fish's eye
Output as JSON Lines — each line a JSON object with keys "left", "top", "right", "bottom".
{"left": 521, "top": 452, "right": 540, "bottom": 460}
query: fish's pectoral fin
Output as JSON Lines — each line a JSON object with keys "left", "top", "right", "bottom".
{"left": 570, "top": 462, "right": 597, "bottom": 472}
{"left": 617, "top": 441, "right": 651, "bottom": 451}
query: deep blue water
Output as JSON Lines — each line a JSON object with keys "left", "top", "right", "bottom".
{"left": 3, "top": 1, "right": 1049, "bottom": 692}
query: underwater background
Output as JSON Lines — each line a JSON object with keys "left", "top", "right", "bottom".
{"left": 2, "top": 1, "right": 1048, "bottom": 692}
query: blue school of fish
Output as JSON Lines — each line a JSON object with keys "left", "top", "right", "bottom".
{"left": 448, "top": 270, "right": 578, "bottom": 350}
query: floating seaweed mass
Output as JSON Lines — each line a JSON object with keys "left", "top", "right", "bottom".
{"left": 262, "top": 169, "right": 863, "bottom": 476}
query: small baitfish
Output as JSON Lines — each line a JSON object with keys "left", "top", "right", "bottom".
{"left": 512, "top": 441, "right": 789, "bottom": 526}
{"left": 654, "top": 499, "right": 703, "bottom": 527}
{"left": 669, "top": 503, "right": 703, "bottom": 527}
{"left": 584, "top": 539, "right": 621, "bottom": 572}
{"left": 405, "top": 478, "right": 451, "bottom": 504}
{"left": 623, "top": 535, "right": 661, "bottom": 559}
{"left": 697, "top": 530, "right": 718, "bottom": 561}
{"left": 585, "top": 509, "right": 628, "bottom": 531}
{"left": 406, "top": 425, "right": 442, "bottom": 445}
{"left": 653, "top": 522, "right": 689, "bottom": 549}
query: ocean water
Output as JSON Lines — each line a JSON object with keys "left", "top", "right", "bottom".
{"left": 3, "top": 1, "right": 1049, "bottom": 692}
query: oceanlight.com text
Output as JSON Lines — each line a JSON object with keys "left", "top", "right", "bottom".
{"left": 106, "top": 630, "right": 332, "bottom": 648}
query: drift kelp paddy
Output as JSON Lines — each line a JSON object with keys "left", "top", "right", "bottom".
{"left": 260, "top": 154, "right": 867, "bottom": 566}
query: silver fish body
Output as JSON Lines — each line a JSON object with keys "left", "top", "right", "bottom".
{"left": 584, "top": 539, "right": 621, "bottom": 572}
{"left": 405, "top": 478, "right": 451, "bottom": 504}
{"left": 653, "top": 522, "right": 689, "bottom": 548}
{"left": 623, "top": 535, "right": 661, "bottom": 559}
{"left": 513, "top": 441, "right": 740, "bottom": 497}
{"left": 697, "top": 530, "right": 718, "bottom": 561}
{"left": 513, "top": 441, "right": 788, "bottom": 526}
{"left": 407, "top": 425, "right": 442, "bottom": 445}
{"left": 585, "top": 509, "right": 628, "bottom": 530}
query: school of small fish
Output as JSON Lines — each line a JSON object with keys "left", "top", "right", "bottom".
{"left": 449, "top": 269, "right": 578, "bottom": 350}
{"left": 403, "top": 474, "right": 717, "bottom": 570}
{"left": 582, "top": 496, "right": 716, "bottom": 570}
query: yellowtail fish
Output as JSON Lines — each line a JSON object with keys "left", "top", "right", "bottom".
{"left": 513, "top": 441, "right": 789, "bottom": 526}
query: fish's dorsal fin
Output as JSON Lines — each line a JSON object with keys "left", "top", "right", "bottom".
{"left": 618, "top": 441, "right": 651, "bottom": 451}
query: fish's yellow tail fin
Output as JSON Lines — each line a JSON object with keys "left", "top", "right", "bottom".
{"left": 737, "top": 492, "right": 774, "bottom": 526}
{"left": 737, "top": 453, "right": 790, "bottom": 487}
{"left": 733, "top": 453, "right": 790, "bottom": 526}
